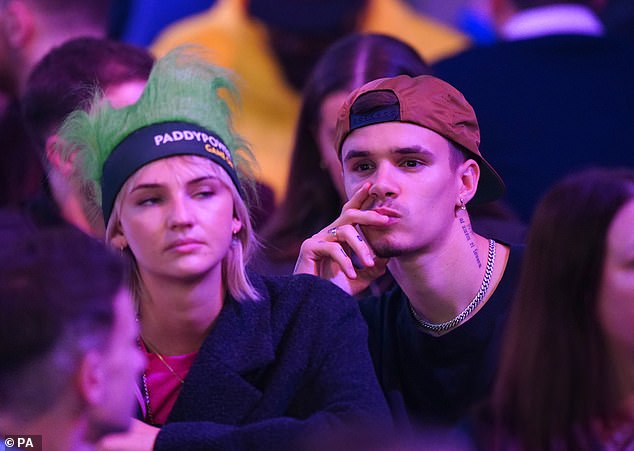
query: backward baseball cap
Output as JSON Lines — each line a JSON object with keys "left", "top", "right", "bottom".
{"left": 334, "top": 74, "right": 505, "bottom": 204}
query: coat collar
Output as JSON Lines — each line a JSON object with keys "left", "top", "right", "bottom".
{"left": 167, "top": 273, "right": 276, "bottom": 423}
{"left": 201, "top": 273, "right": 274, "bottom": 372}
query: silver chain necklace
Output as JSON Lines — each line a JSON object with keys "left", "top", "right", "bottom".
{"left": 409, "top": 239, "right": 496, "bottom": 334}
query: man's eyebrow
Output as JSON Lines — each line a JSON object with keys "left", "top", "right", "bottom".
{"left": 343, "top": 146, "right": 435, "bottom": 162}
{"left": 343, "top": 149, "right": 370, "bottom": 163}
{"left": 393, "top": 146, "right": 435, "bottom": 159}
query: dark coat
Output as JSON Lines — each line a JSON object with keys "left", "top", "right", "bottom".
{"left": 153, "top": 273, "right": 390, "bottom": 450}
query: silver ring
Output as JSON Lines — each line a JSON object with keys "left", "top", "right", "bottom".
{"left": 328, "top": 227, "right": 338, "bottom": 240}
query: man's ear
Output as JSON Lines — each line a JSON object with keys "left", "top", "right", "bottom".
{"left": 457, "top": 158, "right": 480, "bottom": 205}
{"left": 45, "top": 134, "right": 75, "bottom": 176}
{"left": 77, "top": 350, "right": 105, "bottom": 407}
{"left": 3, "top": 0, "right": 35, "bottom": 49}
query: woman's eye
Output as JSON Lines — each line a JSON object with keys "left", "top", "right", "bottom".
{"left": 194, "top": 190, "right": 214, "bottom": 198}
{"left": 137, "top": 197, "right": 161, "bottom": 206}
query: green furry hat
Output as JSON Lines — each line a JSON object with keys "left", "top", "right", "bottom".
{"left": 58, "top": 46, "right": 258, "bottom": 224}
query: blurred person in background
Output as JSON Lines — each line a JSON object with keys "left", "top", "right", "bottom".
{"left": 21, "top": 37, "right": 153, "bottom": 235}
{"left": 0, "top": 0, "right": 112, "bottom": 207}
{"left": 434, "top": 0, "right": 634, "bottom": 223}
{"left": 0, "top": 213, "right": 144, "bottom": 451}
{"left": 473, "top": 167, "right": 634, "bottom": 450}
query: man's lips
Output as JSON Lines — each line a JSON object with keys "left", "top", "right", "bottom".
{"left": 367, "top": 206, "right": 402, "bottom": 227}
{"left": 372, "top": 207, "right": 401, "bottom": 218}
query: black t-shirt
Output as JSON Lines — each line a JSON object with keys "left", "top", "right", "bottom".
{"left": 359, "top": 244, "right": 524, "bottom": 429}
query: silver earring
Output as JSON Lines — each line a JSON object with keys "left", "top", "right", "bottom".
{"left": 459, "top": 198, "right": 466, "bottom": 211}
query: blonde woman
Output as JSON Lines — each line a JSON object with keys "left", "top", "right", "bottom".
{"left": 59, "top": 48, "right": 388, "bottom": 450}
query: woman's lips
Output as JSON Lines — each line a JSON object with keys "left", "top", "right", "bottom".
{"left": 165, "top": 238, "right": 205, "bottom": 252}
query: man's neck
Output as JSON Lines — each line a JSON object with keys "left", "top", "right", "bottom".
{"left": 388, "top": 220, "right": 508, "bottom": 330}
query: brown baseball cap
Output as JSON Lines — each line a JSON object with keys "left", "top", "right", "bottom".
{"left": 334, "top": 74, "right": 505, "bottom": 204}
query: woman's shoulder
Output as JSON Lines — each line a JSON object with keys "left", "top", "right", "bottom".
{"left": 251, "top": 272, "right": 359, "bottom": 317}
{"left": 258, "top": 272, "right": 354, "bottom": 301}
{"left": 246, "top": 273, "right": 367, "bottom": 351}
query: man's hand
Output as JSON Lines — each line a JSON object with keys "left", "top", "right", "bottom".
{"left": 294, "top": 183, "right": 389, "bottom": 295}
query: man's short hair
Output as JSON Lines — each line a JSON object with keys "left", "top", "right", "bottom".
{"left": 0, "top": 211, "right": 128, "bottom": 420}
{"left": 21, "top": 37, "right": 153, "bottom": 156}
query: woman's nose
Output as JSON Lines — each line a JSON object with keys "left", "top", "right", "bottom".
{"left": 166, "top": 196, "right": 194, "bottom": 229}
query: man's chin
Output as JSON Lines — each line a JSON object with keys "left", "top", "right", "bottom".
{"left": 365, "top": 237, "right": 404, "bottom": 259}
{"left": 361, "top": 226, "right": 414, "bottom": 258}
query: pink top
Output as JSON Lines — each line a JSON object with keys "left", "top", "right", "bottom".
{"left": 139, "top": 342, "right": 197, "bottom": 425}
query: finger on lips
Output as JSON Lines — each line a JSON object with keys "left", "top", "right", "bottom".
{"left": 339, "top": 209, "right": 390, "bottom": 227}
{"left": 343, "top": 182, "right": 372, "bottom": 210}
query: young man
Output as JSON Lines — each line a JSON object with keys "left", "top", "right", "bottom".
{"left": 295, "top": 75, "right": 523, "bottom": 428}
{"left": 0, "top": 213, "right": 145, "bottom": 450}
{"left": 0, "top": 0, "right": 113, "bottom": 207}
